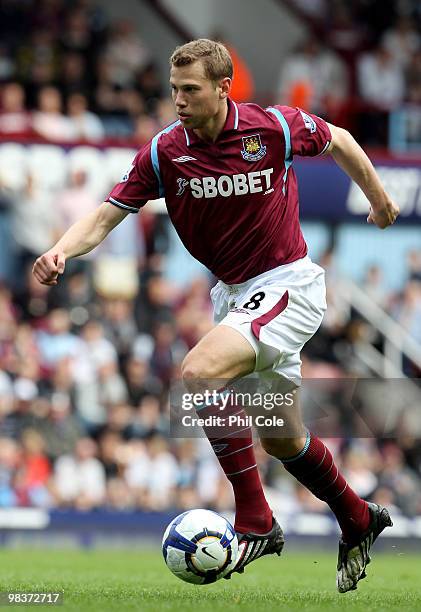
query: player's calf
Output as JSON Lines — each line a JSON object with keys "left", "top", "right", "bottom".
{"left": 260, "top": 436, "right": 308, "bottom": 459}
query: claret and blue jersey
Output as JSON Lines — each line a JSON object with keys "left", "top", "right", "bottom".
{"left": 107, "top": 99, "right": 331, "bottom": 284}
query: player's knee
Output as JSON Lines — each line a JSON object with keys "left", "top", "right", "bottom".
{"left": 181, "top": 353, "right": 217, "bottom": 392}
{"left": 181, "top": 354, "right": 205, "bottom": 381}
{"left": 260, "top": 436, "right": 307, "bottom": 459}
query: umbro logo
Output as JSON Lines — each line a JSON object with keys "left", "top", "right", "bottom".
{"left": 172, "top": 155, "right": 197, "bottom": 162}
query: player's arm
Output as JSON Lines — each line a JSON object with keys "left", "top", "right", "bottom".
{"left": 326, "top": 123, "right": 399, "bottom": 229}
{"left": 33, "top": 202, "right": 128, "bottom": 286}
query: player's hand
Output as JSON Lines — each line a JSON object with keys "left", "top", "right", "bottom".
{"left": 32, "top": 249, "right": 66, "bottom": 286}
{"left": 367, "top": 201, "right": 399, "bottom": 229}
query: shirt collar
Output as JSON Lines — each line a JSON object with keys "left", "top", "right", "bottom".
{"left": 184, "top": 98, "right": 239, "bottom": 147}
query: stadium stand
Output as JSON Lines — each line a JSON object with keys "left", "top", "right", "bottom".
{"left": 0, "top": 0, "right": 420, "bottom": 536}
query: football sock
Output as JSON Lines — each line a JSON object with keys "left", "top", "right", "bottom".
{"left": 281, "top": 432, "right": 370, "bottom": 545}
{"left": 199, "top": 398, "right": 273, "bottom": 535}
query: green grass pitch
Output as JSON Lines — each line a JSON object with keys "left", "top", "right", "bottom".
{"left": 0, "top": 548, "right": 420, "bottom": 611}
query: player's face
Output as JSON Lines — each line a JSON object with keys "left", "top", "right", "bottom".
{"left": 170, "top": 60, "right": 230, "bottom": 130}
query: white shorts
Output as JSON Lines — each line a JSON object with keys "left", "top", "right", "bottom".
{"left": 210, "top": 256, "right": 327, "bottom": 386}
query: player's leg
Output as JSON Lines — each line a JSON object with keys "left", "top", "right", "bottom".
{"left": 257, "top": 386, "right": 392, "bottom": 592}
{"left": 232, "top": 262, "right": 372, "bottom": 546}
{"left": 181, "top": 322, "right": 256, "bottom": 385}
{"left": 257, "top": 388, "right": 371, "bottom": 545}
{"left": 215, "top": 257, "right": 392, "bottom": 587}
{"left": 181, "top": 324, "right": 274, "bottom": 535}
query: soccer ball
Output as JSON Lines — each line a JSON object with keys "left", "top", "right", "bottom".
{"left": 162, "top": 509, "right": 239, "bottom": 584}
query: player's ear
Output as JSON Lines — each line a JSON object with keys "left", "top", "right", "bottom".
{"left": 219, "top": 77, "right": 231, "bottom": 99}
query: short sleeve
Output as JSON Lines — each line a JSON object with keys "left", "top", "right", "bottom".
{"left": 272, "top": 105, "right": 332, "bottom": 157}
{"left": 106, "top": 142, "right": 160, "bottom": 213}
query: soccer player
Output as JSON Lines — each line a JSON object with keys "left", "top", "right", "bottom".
{"left": 33, "top": 39, "right": 398, "bottom": 592}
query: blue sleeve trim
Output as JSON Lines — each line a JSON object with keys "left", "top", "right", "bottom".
{"left": 232, "top": 101, "right": 239, "bottom": 129}
{"left": 150, "top": 120, "right": 181, "bottom": 197}
{"left": 266, "top": 106, "right": 293, "bottom": 195}
{"left": 108, "top": 197, "right": 139, "bottom": 213}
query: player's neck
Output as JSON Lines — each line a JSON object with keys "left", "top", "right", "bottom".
{"left": 193, "top": 100, "right": 228, "bottom": 143}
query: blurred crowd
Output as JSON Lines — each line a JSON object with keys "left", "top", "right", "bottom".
{"left": 0, "top": 0, "right": 420, "bottom": 519}
{"left": 0, "top": 0, "right": 420, "bottom": 147}
{"left": 0, "top": 0, "right": 175, "bottom": 144}
{"left": 0, "top": 211, "right": 421, "bottom": 516}
{"left": 282, "top": 0, "right": 421, "bottom": 145}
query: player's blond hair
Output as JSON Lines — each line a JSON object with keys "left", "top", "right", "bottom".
{"left": 170, "top": 39, "right": 233, "bottom": 83}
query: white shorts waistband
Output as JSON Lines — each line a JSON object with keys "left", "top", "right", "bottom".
{"left": 218, "top": 256, "right": 322, "bottom": 291}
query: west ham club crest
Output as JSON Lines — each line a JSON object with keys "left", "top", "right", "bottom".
{"left": 241, "top": 133, "right": 267, "bottom": 162}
